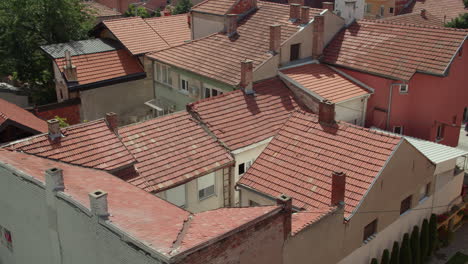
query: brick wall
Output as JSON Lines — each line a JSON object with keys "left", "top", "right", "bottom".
{"left": 33, "top": 99, "right": 81, "bottom": 125}
{"left": 178, "top": 212, "right": 286, "bottom": 264}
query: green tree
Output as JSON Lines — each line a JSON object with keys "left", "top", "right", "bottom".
{"left": 154, "top": 8, "right": 162, "bottom": 17}
{"left": 410, "top": 226, "right": 421, "bottom": 264}
{"left": 428, "top": 214, "right": 438, "bottom": 256}
{"left": 390, "top": 241, "right": 400, "bottom": 264}
{"left": 54, "top": 115, "right": 70, "bottom": 128}
{"left": 420, "top": 219, "right": 429, "bottom": 262}
{"left": 381, "top": 249, "right": 390, "bottom": 264}
{"left": 445, "top": 13, "right": 468, "bottom": 29}
{"left": 371, "top": 258, "right": 379, "bottom": 264}
{"left": 400, "top": 233, "right": 412, "bottom": 264}
{"left": 124, "top": 4, "right": 150, "bottom": 18}
{"left": 0, "top": 0, "right": 93, "bottom": 104}
{"left": 172, "top": 0, "right": 193, "bottom": 15}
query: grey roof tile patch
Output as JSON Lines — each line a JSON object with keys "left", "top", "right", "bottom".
{"left": 40, "top": 38, "right": 123, "bottom": 59}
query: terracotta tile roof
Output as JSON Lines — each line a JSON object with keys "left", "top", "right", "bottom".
{"left": 54, "top": 49, "right": 145, "bottom": 87}
{"left": 291, "top": 206, "right": 335, "bottom": 235}
{"left": 323, "top": 20, "right": 467, "bottom": 81}
{"left": 102, "top": 17, "right": 170, "bottom": 55}
{"left": 149, "top": 2, "right": 324, "bottom": 86}
{"left": 378, "top": 11, "right": 444, "bottom": 27}
{"left": 401, "top": 0, "right": 468, "bottom": 23}
{"left": 188, "top": 77, "right": 305, "bottom": 151}
{"left": 191, "top": 0, "right": 236, "bottom": 15}
{"left": 145, "top": 15, "right": 191, "bottom": 47}
{"left": 0, "top": 98, "right": 47, "bottom": 133}
{"left": 6, "top": 119, "right": 136, "bottom": 171}
{"left": 178, "top": 206, "right": 280, "bottom": 252}
{"left": 119, "top": 111, "right": 233, "bottom": 192}
{"left": 280, "top": 63, "right": 370, "bottom": 103}
{"left": 83, "top": 1, "right": 122, "bottom": 17}
{"left": 238, "top": 111, "right": 402, "bottom": 218}
{"left": 0, "top": 150, "right": 283, "bottom": 257}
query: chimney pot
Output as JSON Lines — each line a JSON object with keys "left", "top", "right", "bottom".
{"left": 312, "top": 15, "right": 325, "bottom": 59}
{"left": 276, "top": 194, "right": 292, "bottom": 240}
{"left": 269, "top": 24, "right": 281, "bottom": 54}
{"left": 89, "top": 190, "right": 110, "bottom": 219}
{"left": 300, "top": 6, "right": 310, "bottom": 24}
{"left": 420, "top": 9, "right": 426, "bottom": 18}
{"left": 290, "top": 3, "right": 301, "bottom": 21}
{"left": 225, "top": 14, "right": 238, "bottom": 37}
{"left": 331, "top": 171, "right": 346, "bottom": 206}
{"left": 45, "top": 168, "right": 64, "bottom": 192}
{"left": 318, "top": 100, "right": 335, "bottom": 125}
{"left": 322, "top": 2, "right": 334, "bottom": 12}
{"left": 105, "top": 112, "right": 118, "bottom": 132}
{"left": 240, "top": 59, "right": 254, "bottom": 94}
{"left": 47, "top": 119, "right": 61, "bottom": 140}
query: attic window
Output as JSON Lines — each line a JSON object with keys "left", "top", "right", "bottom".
{"left": 393, "top": 126, "right": 403, "bottom": 135}
{"left": 398, "top": 84, "right": 409, "bottom": 93}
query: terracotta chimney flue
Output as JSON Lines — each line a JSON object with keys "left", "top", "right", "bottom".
{"left": 225, "top": 14, "right": 238, "bottom": 37}
{"left": 105, "top": 112, "right": 118, "bottom": 132}
{"left": 322, "top": 2, "right": 334, "bottom": 12}
{"left": 300, "top": 6, "right": 310, "bottom": 24}
{"left": 331, "top": 171, "right": 346, "bottom": 206}
{"left": 318, "top": 100, "right": 335, "bottom": 125}
{"left": 290, "top": 3, "right": 301, "bottom": 21}
{"left": 312, "top": 15, "right": 325, "bottom": 59}
{"left": 240, "top": 59, "right": 254, "bottom": 94}
{"left": 269, "top": 24, "right": 281, "bottom": 54}
{"left": 47, "top": 119, "right": 61, "bottom": 140}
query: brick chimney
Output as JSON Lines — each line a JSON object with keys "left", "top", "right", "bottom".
{"left": 312, "top": 15, "right": 325, "bottom": 59}
{"left": 105, "top": 112, "right": 118, "bottom": 133}
{"left": 63, "top": 50, "right": 78, "bottom": 82}
{"left": 318, "top": 100, "right": 335, "bottom": 125}
{"left": 45, "top": 168, "right": 64, "bottom": 192}
{"left": 420, "top": 9, "right": 426, "bottom": 18}
{"left": 331, "top": 171, "right": 346, "bottom": 206}
{"left": 276, "top": 194, "right": 292, "bottom": 240}
{"left": 300, "top": 6, "right": 310, "bottom": 24}
{"left": 240, "top": 59, "right": 254, "bottom": 94}
{"left": 225, "top": 14, "right": 238, "bottom": 37}
{"left": 289, "top": 3, "right": 301, "bottom": 21}
{"left": 269, "top": 24, "right": 281, "bottom": 54}
{"left": 89, "top": 190, "right": 110, "bottom": 219}
{"left": 322, "top": 2, "right": 334, "bottom": 12}
{"left": 47, "top": 119, "right": 61, "bottom": 140}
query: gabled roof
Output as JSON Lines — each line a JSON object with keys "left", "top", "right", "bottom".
{"left": 149, "top": 2, "right": 324, "bottom": 86}
{"left": 0, "top": 150, "right": 283, "bottom": 258}
{"left": 401, "top": 0, "right": 468, "bottom": 23}
{"left": 191, "top": 0, "right": 236, "bottom": 15}
{"left": 83, "top": 1, "right": 122, "bottom": 18}
{"left": 54, "top": 49, "right": 145, "bottom": 89}
{"left": 5, "top": 119, "right": 136, "bottom": 171}
{"left": 119, "top": 111, "right": 234, "bottom": 192}
{"left": 291, "top": 206, "right": 336, "bottom": 235}
{"left": 0, "top": 98, "right": 47, "bottom": 134}
{"left": 280, "top": 63, "right": 371, "bottom": 103}
{"left": 322, "top": 20, "right": 468, "bottom": 81}
{"left": 145, "top": 14, "right": 192, "bottom": 46}
{"left": 188, "top": 77, "right": 305, "bottom": 151}
{"left": 379, "top": 11, "right": 444, "bottom": 27}
{"left": 238, "top": 111, "right": 402, "bottom": 218}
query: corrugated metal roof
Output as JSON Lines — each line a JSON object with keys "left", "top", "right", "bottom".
{"left": 405, "top": 137, "right": 468, "bottom": 164}
{"left": 40, "top": 38, "right": 122, "bottom": 59}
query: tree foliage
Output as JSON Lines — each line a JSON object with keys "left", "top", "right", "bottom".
{"left": 124, "top": 4, "right": 150, "bottom": 18}
{"left": 445, "top": 13, "right": 468, "bottom": 29}
{"left": 172, "top": 0, "right": 193, "bottom": 15}
{"left": 0, "top": 0, "right": 94, "bottom": 104}
{"left": 410, "top": 226, "right": 421, "bottom": 264}
{"left": 400, "top": 233, "right": 412, "bottom": 264}
{"left": 428, "top": 214, "right": 438, "bottom": 256}
{"left": 390, "top": 241, "right": 400, "bottom": 264}
{"left": 381, "top": 249, "right": 390, "bottom": 264}
{"left": 420, "top": 219, "right": 429, "bottom": 262}
{"left": 371, "top": 258, "right": 379, "bottom": 264}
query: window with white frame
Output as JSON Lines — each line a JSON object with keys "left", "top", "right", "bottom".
{"left": 155, "top": 62, "right": 172, "bottom": 86}
{"left": 166, "top": 184, "right": 186, "bottom": 207}
{"left": 238, "top": 160, "right": 253, "bottom": 176}
{"left": 398, "top": 84, "right": 409, "bottom": 93}
{"left": 198, "top": 173, "right": 215, "bottom": 200}
{"left": 419, "top": 182, "right": 430, "bottom": 201}
{"left": 180, "top": 77, "right": 189, "bottom": 92}
{"left": 393, "top": 126, "right": 403, "bottom": 135}
{"left": 436, "top": 124, "right": 444, "bottom": 140}
{"left": 204, "top": 85, "right": 224, "bottom": 98}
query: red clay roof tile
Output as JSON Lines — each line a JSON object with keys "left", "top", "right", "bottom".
{"left": 119, "top": 111, "right": 233, "bottom": 192}
{"left": 188, "top": 77, "right": 306, "bottom": 150}
{"left": 83, "top": 1, "right": 122, "bottom": 17}
{"left": 6, "top": 119, "right": 136, "bottom": 171}
{"left": 145, "top": 14, "right": 191, "bottom": 47}
{"left": 149, "top": 2, "right": 324, "bottom": 86}
{"left": 322, "top": 20, "right": 467, "bottom": 81}
{"left": 379, "top": 11, "right": 444, "bottom": 27}
{"left": 0, "top": 98, "right": 47, "bottom": 133}
{"left": 401, "top": 0, "right": 468, "bottom": 23}
{"left": 280, "top": 63, "right": 370, "bottom": 103}
{"left": 291, "top": 206, "right": 336, "bottom": 235}
{"left": 192, "top": 0, "right": 237, "bottom": 15}
{"left": 54, "top": 49, "right": 144, "bottom": 85}
{"left": 238, "top": 111, "right": 401, "bottom": 218}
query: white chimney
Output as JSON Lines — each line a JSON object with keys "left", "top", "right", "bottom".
{"left": 89, "top": 190, "right": 110, "bottom": 219}
{"left": 48, "top": 119, "right": 61, "bottom": 140}
{"left": 45, "top": 168, "right": 64, "bottom": 192}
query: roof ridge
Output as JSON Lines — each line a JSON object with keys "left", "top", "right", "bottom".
{"left": 103, "top": 16, "right": 143, "bottom": 23}
{"left": 187, "top": 89, "right": 243, "bottom": 109}
{"left": 148, "top": 31, "right": 221, "bottom": 57}
{"left": 143, "top": 18, "right": 171, "bottom": 48}
{"left": 359, "top": 18, "right": 468, "bottom": 32}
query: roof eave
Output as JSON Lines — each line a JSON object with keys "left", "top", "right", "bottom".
{"left": 68, "top": 72, "right": 147, "bottom": 92}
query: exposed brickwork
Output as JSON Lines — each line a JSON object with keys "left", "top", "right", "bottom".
{"left": 34, "top": 101, "right": 81, "bottom": 125}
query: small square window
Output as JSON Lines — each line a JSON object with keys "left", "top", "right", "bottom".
{"left": 389, "top": 7, "right": 394, "bottom": 13}
{"left": 290, "top": 43, "right": 300, "bottom": 61}
{"left": 180, "top": 78, "right": 189, "bottom": 91}
{"left": 393, "top": 126, "right": 403, "bottom": 135}
{"left": 399, "top": 84, "right": 409, "bottom": 93}
{"left": 238, "top": 163, "right": 245, "bottom": 175}
{"left": 363, "top": 219, "right": 377, "bottom": 242}
{"left": 400, "top": 195, "right": 412, "bottom": 215}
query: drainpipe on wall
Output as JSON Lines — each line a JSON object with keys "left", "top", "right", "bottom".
{"left": 386, "top": 84, "right": 394, "bottom": 130}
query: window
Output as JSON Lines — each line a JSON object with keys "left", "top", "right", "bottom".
{"left": 363, "top": 219, "right": 377, "bottom": 242}
{"left": 249, "top": 200, "right": 260, "bottom": 207}
{"left": 419, "top": 183, "right": 430, "bottom": 201}
{"left": 0, "top": 226, "right": 13, "bottom": 251}
{"left": 389, "top": 7, "right": 394, "bottom": 13}
{"left": 204, "top": 86, "right": 224, "bottom": 98}
{"left": 398, "top": 84, "right": 408, "bottom": 93}
{"left": 238, "top": 160, "right": 253, "bottom": 176}
{"left": 459, "top": 46, "right": 463, "bottom": 57}
{"left": 379, "top": 5, "right": 385, "bottom": 16}
{"left": 393, "top": 126, "right": 403, "bottom": 135}
{"left": 365, "top": 3, "right": 372, "bottom": 13}
{"left": 290, "top": 43, "right": 300, "bottom": 61}
{"left": 166, "top": 184, "right": 186, "bottom": 207}
{"left": 400, "top": 195, "right": 412, "bottom": 215}
{"left": 155, "top": 63, "right": 172, "bottom": 86}
{"left": 436, "top": 124, "right": 445, "bottom": 140}
{"left": 198, "top": 173, "right": 215, "bottom": 200}
{"left": 180, "top": 77, "right": 189, "bottom": 92}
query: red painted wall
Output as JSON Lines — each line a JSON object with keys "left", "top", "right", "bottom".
{"left": 34, "top": 101, "right": 81, "bottom": 125}
{"left": 338, "top": 41, "right": 468, "bottom": 147}
{"left": 96, "top": 0, "right": 141, "bottom": 13}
